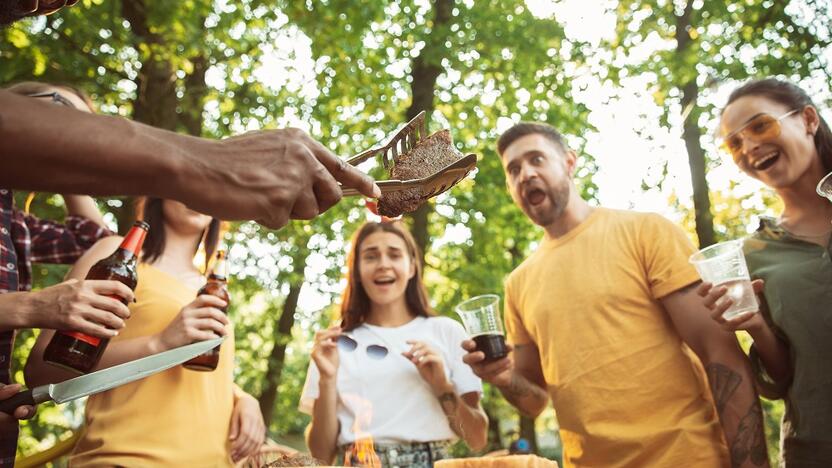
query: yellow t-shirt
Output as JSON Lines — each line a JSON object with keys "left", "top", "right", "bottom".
{"left": 70, "top": 263, "right": 236, "bottom": 468}
{"left": 505, "top": 208, "right": 729, "bottom": 468}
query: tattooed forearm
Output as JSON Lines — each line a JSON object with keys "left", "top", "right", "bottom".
{"left": 497, "top": 373, "right": 549, "bottom": 417}
{"left": 437, "top": 392, "right": 464, "bottom": 437}
{"left": 706, "top": 362, "right": 767, "bottom": 467}
{"left": 500, "top": 373, "right": 547, "bottom": 399}
{"left": 438, "top": 392, "right": 458, "bottom": 415}
{"left": 730, "top": 400, "right": 767, "bottom": 467}
{"left": 706, "top": 363, "right": 742, "bottom": 415}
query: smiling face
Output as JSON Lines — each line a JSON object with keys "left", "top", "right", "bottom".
{"left": 721, "top": 95, "right": 821, "bottom": 189}
{"left": 501, "top": 133, "right": 575, "bottom": 227}
{"left": 357, "top": 231, "right": 416, "bottom": 309}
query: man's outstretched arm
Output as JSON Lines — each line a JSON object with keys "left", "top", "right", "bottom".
{"left": 0, "top": 90, "right": 379, "bottom": 229}
{"left": 662, "top": 281, "right": 769, "bottom": 468}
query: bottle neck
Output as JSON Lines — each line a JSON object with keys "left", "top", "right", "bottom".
{"left": 120, "top": 223, "right": 148, "bottom": 257}
{"left": 208, "top": 251, "right": 227, "bottom": 283}
{"left": 207, "top": 273, "right": 227, "bottom": 283}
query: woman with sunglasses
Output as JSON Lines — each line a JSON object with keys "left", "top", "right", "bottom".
{"left": 25, "top": 198, "right": 265, "bottom": 466}
{"left": 700, "top": 78, "right": 832, "bottom": 467}
{"left": 301, "top": 221, "right": 488, "bottom": 466}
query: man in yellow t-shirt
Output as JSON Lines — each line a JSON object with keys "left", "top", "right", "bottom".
{"left": 462, "top": 122, "right": 769, "bottom": 468}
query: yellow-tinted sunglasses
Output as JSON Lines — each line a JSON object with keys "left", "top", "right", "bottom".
{"left": 720, "top": 109, "right": 799, "bottom": 160}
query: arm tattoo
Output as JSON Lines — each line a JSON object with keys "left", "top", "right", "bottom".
{"left": 437, "top": 392, "right": 458, "bottom": 415}
{"left": 504, "top": 374, "right": 536, "bottom": 398}
{"left": 730, "top": 400, "right": 767, "bottom": 467}
{"left": 705, "top": 363, "right": 742, "bottom": 415}
{"left": 706, "top": 363, "right": 766, "bottom": 467}
{"left": 438, "top": 392, "right": 464, "bottom": 437}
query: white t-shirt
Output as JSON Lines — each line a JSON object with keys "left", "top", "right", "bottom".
{"left": 299, "top": 316, "right": 482, "bottom": 445}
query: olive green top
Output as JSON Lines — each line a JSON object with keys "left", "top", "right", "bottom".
{"left": 744, "top": 217, "right": 832, "bottom": 467}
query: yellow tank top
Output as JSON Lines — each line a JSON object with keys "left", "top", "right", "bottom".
{"left": 71, "top": 263, "right": 236, "bottom": 467}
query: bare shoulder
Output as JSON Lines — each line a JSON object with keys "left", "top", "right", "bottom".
{"left": 65, "top": 235, "right": 124, "bottom": 280}
{"left": 83, "top": 235, "right": 125, "bottom": 263}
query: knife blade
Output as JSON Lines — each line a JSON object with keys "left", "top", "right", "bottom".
{"left": 0, "top": 336, "right": 224, "bottom": 414}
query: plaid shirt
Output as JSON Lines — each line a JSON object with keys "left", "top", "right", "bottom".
{"left": 0, "top": 189, "right": 112, "bottom": 466}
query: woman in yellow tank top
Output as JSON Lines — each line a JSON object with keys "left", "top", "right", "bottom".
{"left": 25, "top": 198, "right": 265, "bottom": 467}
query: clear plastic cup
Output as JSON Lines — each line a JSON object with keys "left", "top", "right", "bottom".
{"left": 689, "top": 240, "right": 758, "bottom": 319}
{"left": 455, "top": 294, "right": 508, "bottom": 362}
{"left": 817, "top": 172, "right": 832, "bottom": 202}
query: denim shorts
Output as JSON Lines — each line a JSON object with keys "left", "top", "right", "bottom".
{"left": 338, "top": 439, "right": 453, "bottom": 467}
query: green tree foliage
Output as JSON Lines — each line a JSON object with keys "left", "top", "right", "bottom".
{"left": 607, "top": 0, "right": 831, "bottom": 247}
{"left": 2, "top": 0, "right": 817, "bottom": 463}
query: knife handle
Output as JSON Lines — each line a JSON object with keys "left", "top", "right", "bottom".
{"left": 0, "top": 389, "right": 35, "bottom": 415}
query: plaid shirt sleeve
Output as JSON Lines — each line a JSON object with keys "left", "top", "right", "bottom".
{"left": 24, "top": 214, "right": 113, "bottom": 265}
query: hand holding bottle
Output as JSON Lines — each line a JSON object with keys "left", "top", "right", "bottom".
{"left": 24, "top": 278, "right": 132, "bottom": 337}
{"left": 155, "top": 295, "right": 229, "bottom": 352}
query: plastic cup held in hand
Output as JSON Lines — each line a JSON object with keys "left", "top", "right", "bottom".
{"left": 455, "top": 294, "right": 508, "bottom": 362}
{"left": 689, "top": 240, "right": 758, "bottom": 319}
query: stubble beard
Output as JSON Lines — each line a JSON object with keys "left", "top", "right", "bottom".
{"left": 525, "top": 179, "right": 571, "bottom": 228}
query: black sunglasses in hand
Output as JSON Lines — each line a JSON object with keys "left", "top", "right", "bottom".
{"left": 26, "top": 91, "right": 75, "bottom": 108}
{"left": 337, "top": 335, "right": 389, "bottom": 360}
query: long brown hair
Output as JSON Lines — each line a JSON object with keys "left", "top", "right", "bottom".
{"left": 135, "top": 197, "right": 222, "bottom": 272}
{"left": 6, "top": 81, "right": 96, "bottom": 112}
{"left": 340, "top": 221, "right": 434, "bottom": 331}
{"left": 724, "top": 78, "right": 832, "bottom": 172}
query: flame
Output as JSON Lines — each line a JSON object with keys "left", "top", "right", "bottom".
{"left": 342, "top": 394, "right": 381, "bottom": 467}
{"left": 345, "top": 436, "right": 381, "bottom": 467}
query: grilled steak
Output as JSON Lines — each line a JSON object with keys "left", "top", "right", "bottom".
{"left": 377, "top": 129, "right": 462, "bottom": 217}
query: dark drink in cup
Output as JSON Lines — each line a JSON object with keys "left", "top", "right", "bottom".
{"left": 456, "top": 294, "right": 507, "bottom": 363}
{"left": 473, "top": 333, "right": 508, "bottom": 362}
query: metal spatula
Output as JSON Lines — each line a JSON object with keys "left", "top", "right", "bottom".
{"left": 342, "top": 153, "right": 477, "bottom": 198}
{"left": 347, "top": 111, "right": 428, "bottom": 169}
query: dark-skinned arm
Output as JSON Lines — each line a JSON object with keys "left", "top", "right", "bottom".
{"left": 0, "top": 90, "right": 379, "bottom": 229}
{"left": 662, "top": 281, "right": 769, "bottom": 468}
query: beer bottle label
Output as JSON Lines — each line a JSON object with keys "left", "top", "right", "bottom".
{"left": 60, "top": 330, "right": 101, "bottom": 346}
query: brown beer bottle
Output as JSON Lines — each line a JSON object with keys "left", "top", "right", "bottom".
{"left": 43, "top": 221, "right": 149, "bottom": 374}
{"left": 183, "top": 249, "right": 229, "bottom": 372}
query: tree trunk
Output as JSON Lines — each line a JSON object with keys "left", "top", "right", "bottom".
{"left": 117, "top": 0, "right": 180, "bottom": 233}
{"left": 180, "top": 53, "right": 208, "bottom": 137}
{"left": 258, "top": 279, "right": 304, "bottom": 425}
{"left": 405, "top": 0, "right": 453, "bottom": 262}
{"left": 518, "top": 414, "right": 538, "bottom": 454}
{"left": 675, "top": 1, "right": 715, "bottom": 248}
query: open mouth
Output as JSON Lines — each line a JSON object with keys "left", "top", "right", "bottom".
{"left": 373, "top": 277, "right": 396, "bottom": 286}
{"left": 752, "top": 151, "right": 780, "bottom": 171}
{"left": 525, "top": 188, "right": 547, "bottom": 206}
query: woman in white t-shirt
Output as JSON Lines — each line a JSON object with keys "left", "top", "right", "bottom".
{"left": 300, "top": 221, "right": 488, "bottom": 467}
